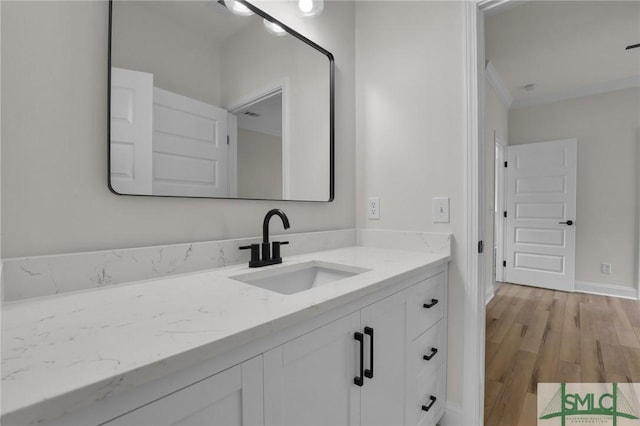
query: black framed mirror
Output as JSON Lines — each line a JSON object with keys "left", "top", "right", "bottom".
{"left": 108, "top": 0, "right": 334, "bottom": 201}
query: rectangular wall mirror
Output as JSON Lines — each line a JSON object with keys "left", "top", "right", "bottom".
{"left": 109, "top": 0, "right": 334, "bottom": 201}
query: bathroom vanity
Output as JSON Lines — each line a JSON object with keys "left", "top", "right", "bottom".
{"left": 1, "top": 246, "right": 449, "bottom": 426}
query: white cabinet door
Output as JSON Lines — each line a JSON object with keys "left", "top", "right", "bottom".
{"left": 263, "top": 312, "right": 361, "bottom": 426}
{"left": 360, "top": 291, "right": 407, "bottom": 426}
{"left": 263, "top": 292, "right": 407, "bottom": 426}
{"left": 104, "top": 357, "right": 263, "bottom": 426}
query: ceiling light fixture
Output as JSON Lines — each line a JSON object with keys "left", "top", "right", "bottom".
{"left": 263, "top": 19, "right": 287, "bottom": 36}
{"left": 222, "top": 0, "right": 254, "bottom": 16}
{"left": 298, "top": 0, "right": 324, "bottom": 17}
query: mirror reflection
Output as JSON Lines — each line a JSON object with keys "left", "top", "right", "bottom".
{"left": 109, "top": 1, "right": 333, "bottom": 201}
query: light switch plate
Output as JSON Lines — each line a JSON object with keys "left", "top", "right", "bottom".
{"left": 368, "top": 197, "right": 380, "bottom": 220}
{"left": 433, "top": 197, "right": 449, "bottom": 223}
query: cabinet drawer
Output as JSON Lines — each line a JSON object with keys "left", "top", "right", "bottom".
{"left": 406, "top": 273, "right": 445, "bottom": 339}
{"left": 406, "top": 367, "right": 446, "bottom": 426}
{"left": 409, "top": 320, "right": 445, "bottom": 380}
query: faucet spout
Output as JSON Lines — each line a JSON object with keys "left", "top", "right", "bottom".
{"left": 263, "top": 209, "right": 290, "bottom": 243}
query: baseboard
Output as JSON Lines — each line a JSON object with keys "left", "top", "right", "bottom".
{"left": 485, "top": 288, "right": 494, "bottom": 305}
{"left": 439, "top": 401, "right": 463, "bottom": 426}
{"left": 575, "top": 280, "right": 639, "bottom": 300}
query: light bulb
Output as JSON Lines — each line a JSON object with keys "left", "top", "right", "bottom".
{"left": 263, "top": 19, "right": 286, "bottom": 36}
{"left": 298, "top": 0, "right": 323, "bottom": 16}
{"left": 223, "top": 0, "right": 254, "bottom": 16}
{"left": 299, "top": 0, "right": 313, "bottom": 14}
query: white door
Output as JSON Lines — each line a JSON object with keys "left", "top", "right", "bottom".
{"left": 104, "top": 357, "right": 263, "bottom": 426}
{"left": 110, "top": 67, "right": 153, "bottom": 195}
{"left": 360, "top": 291, "right": 406, "bottom": 426}
{"left": 263, "top": 312, "right": 361, "bottom": 426}
{"left": 505, "top": 139, "right": 577, "bottom": 292}
{"left": 152, "top": 88, "right": 228, "bottom": 197}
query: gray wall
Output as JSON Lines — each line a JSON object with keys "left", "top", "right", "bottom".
{"left": 355, "top": 0, "right": 466, "bottom": 408}
{"left": 1, "top": 1, "right": 355, "bottom": 258}
{"left": 237, "top": 129, "right": 282, "bottom": 200}
{"left": 111, "top": 1, "right": 222, "bottom": 107}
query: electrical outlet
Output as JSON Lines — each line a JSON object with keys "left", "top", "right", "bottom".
{"left": 368, "top": 197, "right": 380, "bottom": 220}
{"left": 601, "top": 263, "right": 612, "bottom": 274}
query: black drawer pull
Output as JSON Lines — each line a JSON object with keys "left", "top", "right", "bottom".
{"left": 423, "top": 299, "right": 439, "bottom": 309}
{"left": 354, "top": 332, "right": 364, "bottom": 387}
{"left": 364, "top": 327, "right": 374, "bottom": 379}
{"left": 423, "top": 347, "right": 438, "bottom": 361}
{"left": 421, "top": 396, "right": 437, "bottom": 412}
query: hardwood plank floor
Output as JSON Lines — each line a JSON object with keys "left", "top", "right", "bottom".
{"left": 484, "top": 283, "right": 640, "bottom": 425}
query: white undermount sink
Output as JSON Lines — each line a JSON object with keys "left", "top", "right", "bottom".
{"left": 230, "top": 261, "right": 370, "bottom": 295}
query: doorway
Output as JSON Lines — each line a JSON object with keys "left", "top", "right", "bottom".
{"left": 479, "top": 1, "right": 640, "bottom": 424}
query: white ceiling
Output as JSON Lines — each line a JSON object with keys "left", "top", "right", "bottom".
{"left": 485, "top": 1, "right": 640, "bottom": 106}
{"left": 235, "top": 92, "right": 283, "bottom": 137}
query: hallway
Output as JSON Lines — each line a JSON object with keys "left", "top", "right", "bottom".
{"left": 484, "top": 283, "right": 640, "bottom": 425}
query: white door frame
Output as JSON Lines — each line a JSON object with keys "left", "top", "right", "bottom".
{"left": 494, "top": 136, "right": 507, "bottom": 284}
{"left": 637, "top": 127, "right": 640, "bottom": 299}
{"left": 227, "top": 79, "right": 290, "bottom": 199}
{"left": 465, "top": 2, "right": 640, "bottom": 422}
{"left": 462, "top": 2, "right": 485, "bottom": 425}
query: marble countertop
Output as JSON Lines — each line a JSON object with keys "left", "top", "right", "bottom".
{"left": 1, "top": 246, "right": 449, "bottom": 425}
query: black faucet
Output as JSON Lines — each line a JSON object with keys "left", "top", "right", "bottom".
{"left": 239, "top": 209, "right": 290, "bottom": 267}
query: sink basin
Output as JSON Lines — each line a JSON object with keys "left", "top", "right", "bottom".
{"left": 230, "top": 261, "right": 370, "bottom": 295}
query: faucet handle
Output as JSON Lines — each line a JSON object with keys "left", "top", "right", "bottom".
{"left": 272, "top": 241, "right": 289, "bottom": 260}
{"left": 239, "top": 244, "right": 260, "bottom": 265}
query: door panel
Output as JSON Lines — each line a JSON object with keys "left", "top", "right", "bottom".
{"left": 505, "top": 139, "right": 577, "bottom": 291}
{"left": 360, "top": 292, "right": 407, "bottom": 426}
{"left": 152, "top": 88, "right": 228, "bottom": 197}
{"left": 110, "top": 67, "right": 153, "bottom": 195}
{"left": 104, "top": 357, "right": 263, "bottom": 426}
{"left": 263, "top": 313, "right": 361, "bottom": 426}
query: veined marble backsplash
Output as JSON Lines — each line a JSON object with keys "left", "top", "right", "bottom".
{"left": 2, "top": 229, "right": 451, "bottom": 302}
{"left": 357, "top": 229, "right": 451, "bottom": 254}
{"left": 2, "top": 229, "right": 356, "bottom": 302}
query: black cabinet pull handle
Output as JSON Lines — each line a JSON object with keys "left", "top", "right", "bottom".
{"left": 354, "top": 332, "right": 364, "bottom": 387}
{"left": 423, "top": 299, "right": 439, "bottom": 309}
{"left": 421, "top": 396, "right": 437, "bottom": 412}
{"left": 423, "top": 347, "right": 438, "bottom": 361}
{"left": 364, "top": 327, "right": 374, "bottom": 379}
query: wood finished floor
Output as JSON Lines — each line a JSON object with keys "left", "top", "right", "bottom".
{"left": 484, "top": 283, "right": 640, "bottom": 426}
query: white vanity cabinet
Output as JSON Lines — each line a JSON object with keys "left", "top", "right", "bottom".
{"left": 262, "top": 271, "right": 447, "bottom": 426}
{"left": 103, "top": 356, "right": 264, "bottom": 426}
{"left": 405, "top": 271, "right": 447, "bottom": 425}
{"left": 263, "top": 290, "right": 407, "bottom": 426}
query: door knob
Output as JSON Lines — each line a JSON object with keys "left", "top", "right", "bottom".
{"left": 559, "top": 220, "right": 574, "bottom": 226}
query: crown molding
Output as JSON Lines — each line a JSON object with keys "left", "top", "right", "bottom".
{"left": 511, "top": 75, "right": 640, "bottom": 109}
{"left": 485, "top": 61, "right": 513, "bottom": 109}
